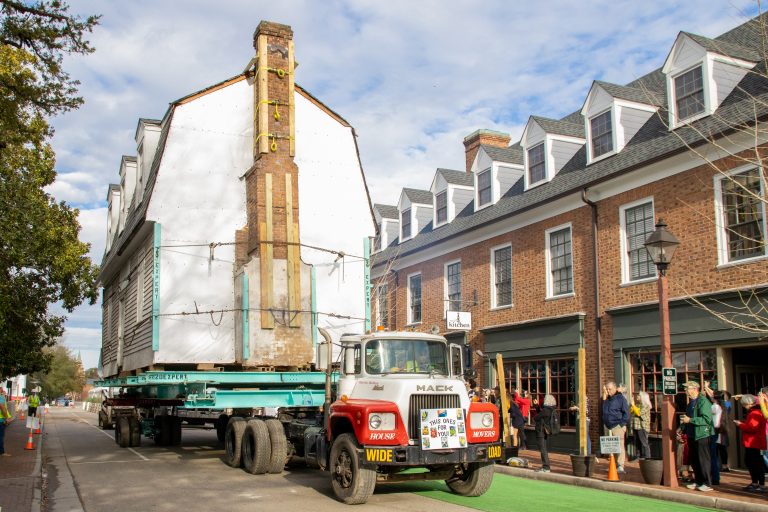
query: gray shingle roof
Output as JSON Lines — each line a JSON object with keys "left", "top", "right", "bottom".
{"left": 437, "top": 168, "right": 474, "bottom": 187}
{"left": 482, "top": 144, "right": 524, "bottom": 165}
{"left": 374, "top": 203, "right": 399, "bottom": 219}
{"left": 594, "top": 81, "right": 664, "bottom": 107}
{"left": 682, "top": 31, "right": 761, "bottom": 62}
{"left": 373, "top": 13, "right": 768, "bottom": 269}
{"left": 403, "top": 188, "right": 433, "bottom": 205}
{"left": 530, "top": 116, "right": 585, "bottom": 138}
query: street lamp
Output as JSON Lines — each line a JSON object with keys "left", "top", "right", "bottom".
{"left": 644, "top": 219, "right": 680, "bottom": 488}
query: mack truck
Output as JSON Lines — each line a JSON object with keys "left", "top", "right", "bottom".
{"left": 97, "top": 329, "right": 502, "bottom": 504}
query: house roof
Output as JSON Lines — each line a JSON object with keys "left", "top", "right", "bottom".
{"left": 374, "top": 204, "right": 399, "bottom": 219}
{"left": 403, "top": 188, "right": 434, "bottom": 205}
{"left": 681, "top": 31, "right": 761, "bottom": 62}
{"left": 437, "top": 168, "right": 474, "bottom": 187}
{"left": 530, "top": 116, "right": 585, "bottom": 139}
{"left": 482, "top": 144, "right": 524, "bottom": 166}
{"left": 373, "top": 12, "right": 768, "bottom": 269}
{"left": 593, "top": 81, "right": 664, "bottom": 107}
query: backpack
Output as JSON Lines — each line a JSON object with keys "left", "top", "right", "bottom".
{"left": 545, "top": 409, "right": 561, "bottom": 435}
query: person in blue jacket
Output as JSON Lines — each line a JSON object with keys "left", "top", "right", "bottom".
{"left": 602, "top": 381, "right": 630, "bottom": 472}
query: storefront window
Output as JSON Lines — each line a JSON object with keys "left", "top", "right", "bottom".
{"left": 502, "top": 358, "right": 576, "bottom": 428}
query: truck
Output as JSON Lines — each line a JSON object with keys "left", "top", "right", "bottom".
{"left": 97, "top": 329, "right": 502, "bottom": 504}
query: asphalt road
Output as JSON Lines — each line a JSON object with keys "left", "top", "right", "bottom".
{"left": 45, "top": 407, "right": 478, "bottom": 512}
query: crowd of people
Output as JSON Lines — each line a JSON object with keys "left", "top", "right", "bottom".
{"left": 468, "top": 377, "right": 768, "bottom": 495}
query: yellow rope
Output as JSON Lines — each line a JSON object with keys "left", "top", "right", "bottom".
{"left": 253, "top": 66, "right": 292, "bottom": 78}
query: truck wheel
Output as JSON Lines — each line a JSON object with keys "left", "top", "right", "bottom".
{"left": 129, "top": 417, "right": 141, "bottom": 447}
{"left": 446, "top": 462, "right": 494, "bottom": 497}
{"left": 117, "top": 417, "right": 131, "bottom": 448}
{"left": 215, "top": 415, "right": 229, "bottom": 444}
{"left": 155, "top": 416, "right": 171, "bottom": 446}
{"left": 224, "top": 417, "right": 246, "bottom": 468}
{"left": 169, "top": 417, "right": 182, "bottom": 446}
{"left": 242, "top": 419, "right": 271, "bottom": 475}
{"left": 264, "top": 419, "right": 288, "bottom": 474}
{"left": 329, "top": 433, "right": 376, "bottom": 505}
{"left": 114, "top": 418, "right": 122, "bottom": 445}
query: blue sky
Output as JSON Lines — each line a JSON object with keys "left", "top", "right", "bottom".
{"left": 48, "top": 1, "right": 759, "bottom": 369}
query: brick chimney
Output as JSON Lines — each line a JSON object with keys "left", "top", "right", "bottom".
{"left": 463, "top": 129, "right": 511, "bottom": 173}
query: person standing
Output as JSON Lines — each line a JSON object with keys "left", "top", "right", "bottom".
{"left": 602, "top": 381, "right": 629, "bottom": 472}
{"left": 533, "top": 394, "right": 558, "bottom": 472}
{"left": 680, "top": 381, "right": 714, "bottom": 492}
{"left": 734, "top": 394, "right": 767, "bottom": 493}
{"left": 630, "top": 391, "right": 652, "bottom": 460}
{"left": 28, "top": 391, "right": 40, "bottom": 417}
{"left": 703, "top": 384, "right": 722, "bottom": 485}
{"left": 514, "top": 390, "right": 532, "bottom": 424}
{"left": 0, "top": 388, "right": 12, "bottom": 457}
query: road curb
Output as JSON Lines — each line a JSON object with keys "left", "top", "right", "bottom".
{"left": 32, "top": 423, "right": 42, "bottom": 512}
{"left": 494, "top": 465, "right": 768, "bottom": 512}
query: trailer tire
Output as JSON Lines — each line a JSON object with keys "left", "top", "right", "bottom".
{"left": 98, "top": 411, "right": 111, "bottom": 430}
{"left": 445, "top": 462, "right": 494, "bottom": 497}
{"left": 154, "top": 416, "right": 171, "bottom": 446}
{"left": 329, "top": 433, "right": 376, "bottom": 505}
{"left": 169, "top": 416, "right": 182, "bottom": 446}
{"left": 224, "top": 417, "right": 246, "bottom": 468}
{"left": 242, "top": 419, "right": 271, "bottom": 475}
{"left": 117, "top": 417, "right": 131, "bottom": 448}
{"left": 129, "top": 417, "right": 141, "bottom": 447}
{"left": 264, "top": 419, "right": 288, "bottom": 474}
{"left": 215, "top": 415, "right": 229, "bottom": 444}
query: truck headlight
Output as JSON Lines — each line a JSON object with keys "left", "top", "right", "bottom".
{"left": 368, "top": 412, "right": 395, "bottom": 430}
{"left": 470, "top": 411, "right": 495, "bottom": 429}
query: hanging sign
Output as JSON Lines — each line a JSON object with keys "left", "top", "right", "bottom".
{"left": 420, "top": 408, "right": 467, "bottom": 450}
{"left": 446, "top": 311, "right": 471, "bottom": 331}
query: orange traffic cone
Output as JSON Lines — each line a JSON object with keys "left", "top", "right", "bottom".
{"left": 34, "top": 418, "right": 42, "bottom": 435}
{"left": 607, "top": 454, "right": 619, "bottom": 481}
{"left": 24, "top": 429, "right": 34, "bottom": 450}
{"left": 20, "top": 409, "right": 25, "bottom": 421}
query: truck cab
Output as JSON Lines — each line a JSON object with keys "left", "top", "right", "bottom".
{"left": 326, "top": 331, "right": 501, "bottom": 504}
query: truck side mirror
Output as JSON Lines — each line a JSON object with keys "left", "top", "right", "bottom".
{"left": 450, "top": 344, "right": 462, "bottom": 377}
{"left": 316, "top": 342, "right": 329, "bottom": 371}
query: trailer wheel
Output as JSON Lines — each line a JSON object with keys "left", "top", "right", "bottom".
{"left": 242, "top": 419, "right": 271, "bottom": 475}
{"left": 129, "top": 417, "right": 141, "bottom": 447}
{"left": 117, "top": 417, "right": 131, "bottom": 448}
{"left": 215, "top": 415, "right": 229, "bottom": 444}
{"left": 224, "top": 417, "right": 246, "bottom": 468}
{"left": 154, "top": 416, "right": 170, "bottom": 446}
{"left": 169, "top": 417, "right": 182, "bottom": 446}
{"left": 264, "top": 419, "right": 288, "bottom": 474}
{"left": 329, "top": 433, "right": 376, "bottom": 505}
{"left": 445, "top": 462, "right": 494, "bottom": 497}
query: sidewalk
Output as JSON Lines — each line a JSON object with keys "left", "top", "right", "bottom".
{"left": 499, "top": 449, "right": 768, "bottom": 511}
{"left": 0, "top": 406, "right": 42, "bottom": 512}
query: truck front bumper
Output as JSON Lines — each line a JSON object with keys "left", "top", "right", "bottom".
{"left": 360, "top": 442, "right": 503, "bottom": 468}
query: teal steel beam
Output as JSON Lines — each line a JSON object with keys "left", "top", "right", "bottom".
{"left": 152, "top": 223, "right": 161, "bottom": 351}
{"left": 185, "top": 389, "right": 328, "bottom": 408}
{"left": 96, "top": 371, "right": 338, "bottom": 388}
{"left": 364, "top": 237, "right": 371, "bottom": 333}
{"left": 242, "top": 273, "right": 250, "bottom": 360}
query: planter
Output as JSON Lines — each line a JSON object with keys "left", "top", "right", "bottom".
{"left": 639, "top": 458, "right": 664, "bottom": 485}
{"left": 570, "top": 454, "right": 597, "bottom": 477}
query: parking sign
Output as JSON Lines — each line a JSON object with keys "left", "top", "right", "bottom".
{"left": 662, "top": 367, "right": 677, "bottom": 395}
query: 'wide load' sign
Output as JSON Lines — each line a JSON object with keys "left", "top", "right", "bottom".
{"left": 420, "top": 408, "right": 466, "bottom": 450}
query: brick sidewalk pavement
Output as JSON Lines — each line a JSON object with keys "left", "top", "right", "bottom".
{"left": 0, "top": 405, "right": 42, "bottom": 512}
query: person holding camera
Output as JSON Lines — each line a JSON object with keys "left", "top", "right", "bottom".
{"left": 533, "top": 394, "right": 558, "bottom": 473}
{"left": 680, "top": 381, "right": 714, "bottom": 492}
{"left": 602, "top": 381, "right": 629, "bottom": 472}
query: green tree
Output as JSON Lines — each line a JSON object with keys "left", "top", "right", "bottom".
{"left": 34, "top": 343, "right": 85, "bottom": 400}
{"left": 0, "top": 1, "right": 100, "bottom": 378}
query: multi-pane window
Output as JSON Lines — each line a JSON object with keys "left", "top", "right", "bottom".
{"left": 478, "top": 169, "right": 492, "bottom": 207}
{"left": 436, "top": 191, "right": 448, "bottom": 224}
{"left": 492, "top": 246, "right": 512, "bottom": 307}
{"left": 721, "top": 168, "right": 765, "bottom": 261}
{"left": 401, "top": 209, "right": 411, "bottom": 240}
{"left": 445, "top": 261, "right": 461, "bottom": 312}
{"left": 590, "top": 110, "right": 613, "bottom": 158}
{"left": 376, "top": 284, "right": 389, "bottom": 329}
{"left": 623, "top": 201, "right": 656, "bottom": 281}
{"left": 528, "top": 143, "right": 546, "bottom": 185}
{"left": 504, "top": 358, "right": 576, "bottom": 428}
{"left": 549, "top": 359, "right": 577, "bottom": 428}
{"left": 675, "top": 66, "right": 705, "bottom": 121}
{"left": 548, "top": 226, "right": 573, "bottom": 296}
{"left": 408, "top": 274, "right": 422, "bottom": 324}
{"left": 630, "top": 349, "right": 717, "bottom": 433}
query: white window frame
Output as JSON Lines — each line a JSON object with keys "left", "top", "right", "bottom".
{"left": 443, "top": 259, "right": 462, "bottom": 317}
{"left": 401, "top": 208, "right": 412, "bottom": 241}
{"left": 714, "top": 164, "right": 768, "bottom": 267}
{"left": 587, "top": 108, "right": 616, "bottom": 163}
{"left": 406, "top": 272, "right": 422, "bottom": 325}
{"left": 490, "top": 243, "right": 513, "bottom": 309}
{"left": 435, "top": 190, "right": 448, "bottom": 226}
{"left": 545, "top": 222, "right": 575, "bottom": 299}
{"left": 476, "top": 168, "right": 493, "bottom": 209}
{"left": 525, "top": 142, "right": 547, "bottom": 189}
{"left": 136, "top": 255, "right": 146, "bottom": 322}
{"left": 619, "top": 197, "right": 657, "bottom": 285}
{"left": 669, "top": 63, "right": 710, "bottom": 129}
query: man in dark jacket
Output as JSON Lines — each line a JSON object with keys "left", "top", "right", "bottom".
{"left": 602, "top": 381, "right": 629, "bottom": 472}
{"left": 680, "top": 381, "right": 714, "bottom": 492}
{"left": 534, "top": 394, "right": 558, "bottom": 472}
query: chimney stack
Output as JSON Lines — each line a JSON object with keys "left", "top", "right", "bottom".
{"left": 463, "top": 129, "right": 511, "bottom": 173}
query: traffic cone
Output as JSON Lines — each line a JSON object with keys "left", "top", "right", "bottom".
{"left": 20, "top": 408, "right": 25, "bottom": 421}
{"left": 24, "top": 429, "right": 34, "bottom": 450}
{"left": 34, "top": 418, "right": 42, "bottom": 435}
{"left": 607, "top": 454, "right": 619, "bottom": 481}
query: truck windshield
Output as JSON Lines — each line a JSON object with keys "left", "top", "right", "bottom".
{"left": 364, "top": 339, "right": 448, "bottom": 375}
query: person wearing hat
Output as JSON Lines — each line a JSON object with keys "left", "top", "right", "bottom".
{"left": 28, "top": 391, "right": 40, "bottom": 417}
{"left": 680, "top": 381, "right": 714, "bottom": 492}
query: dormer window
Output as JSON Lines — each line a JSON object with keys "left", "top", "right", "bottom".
{"left": 590, "top": 111, "right": 613, "bottom": 158}
{"left": 477, "top": 169, "right": 492, "bottom": 207}
{"left": 436, "top": 191, "right": 447, "bottom": 224}
{"left": 674, "top": 66, "right": 705, "bottom": 121}
{"left": 401, "top": 208, "right": 411, "bottom": 240}
{"left": 528, "top": 144, "right": 546, "bottom": 185}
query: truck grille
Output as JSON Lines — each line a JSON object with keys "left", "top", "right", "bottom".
{"left": 408, "top": 394, "right": 461, "bottom": 439}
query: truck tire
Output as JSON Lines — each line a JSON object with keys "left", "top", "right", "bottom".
{"left": 242, "top": 419, "right": 271, "bottom": 475}
{"left": 169, "top": 416, "right": 182, "bottom": 446}
{"left": 215, "top": 414, "right": 229, "bottom": 444}
{"left": 117, "top": 417, "right": 131, "bottom": 448}
{"left": 129, "top": 417, "right": 141, "bottom": 447}
{"left": 264, "top": 419, "right": 287, "bottom": 474}
{"left": 224, "top": 417, "right": 246, "bottom": 468}
{"left": 114, "top": 418, "right": 122, "bottom": 445}
{"left": 329, "top": 433, "right": 376, "bottom": 505}
{"left": 446, "top": 462, "right": 494, "bottom": 497}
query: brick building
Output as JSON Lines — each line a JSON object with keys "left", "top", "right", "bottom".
{"left": 370, "top": 14, "right": 768, "bottom": 457}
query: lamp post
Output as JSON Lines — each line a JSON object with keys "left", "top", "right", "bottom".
{"left": 644, "top": 219, "right": 680, "bottom": 488}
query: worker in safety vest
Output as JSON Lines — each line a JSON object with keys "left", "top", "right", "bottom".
{"left": 28, "top": 392, "right": 40, "bottom": 417}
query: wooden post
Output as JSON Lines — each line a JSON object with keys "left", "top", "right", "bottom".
{"left": 578, "top": 347, "right": 587, "bottom": 456}
{"left": 496, "top": 353, "right": 513, "bottom": 447}
{"left": 259, "top": 173, "right": 274, "bottom": 328}
{"left": 256, "top": 34, "right": 269, "bottom": 155}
